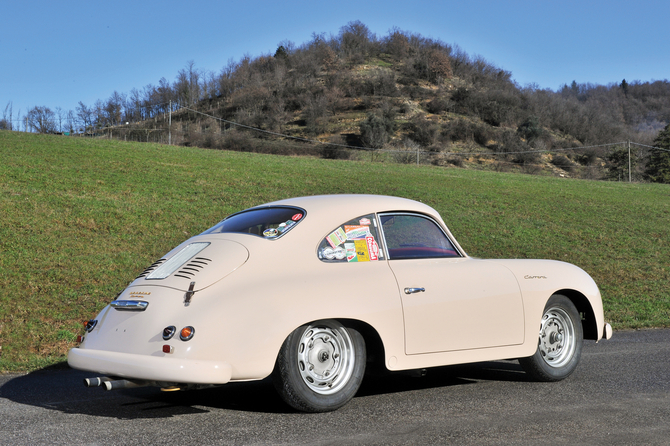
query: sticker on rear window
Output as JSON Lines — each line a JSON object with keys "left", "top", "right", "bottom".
{"left": 326, "top": 227, "right": 347, "bottom": 248}
{"left": 344, "top": 225, "right": 370, "bottom": 240}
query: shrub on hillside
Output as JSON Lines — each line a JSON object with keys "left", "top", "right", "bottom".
{"left": 517, "top": 115, "right": 543, "bottom": 141}
{"left": 575, "top": 150, "right": 598, "bottom": 166}
{"left": 321, "top": 135, "right": 352, "bottom": 160}
{"left": 426, "top": 97, "right": 453, "bottom": 114}
{"left": 364, "top": 69, "right": 398, "bottom": 97}
{"left": 409, "top": 116, "right": 439, "bottom": 146}
{"left": 360, "top": 109, "right": 395, "bottom": 149}
{"left": 551, "top": 154, "right": 575, "bottom": 172}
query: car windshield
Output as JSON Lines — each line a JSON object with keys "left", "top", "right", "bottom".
{"left": 203, "top": 206, "right": 305, "bottom": 239}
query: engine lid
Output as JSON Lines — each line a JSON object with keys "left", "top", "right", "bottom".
{"left": 129, "top": 238, "right": 249, "bottom": 292}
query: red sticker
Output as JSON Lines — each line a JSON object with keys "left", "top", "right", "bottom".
{"left": 366, "top": 236, "right": 379, "bottom": 261}
{"left": 292, "top": 213, "right": 303, "bottom": 221}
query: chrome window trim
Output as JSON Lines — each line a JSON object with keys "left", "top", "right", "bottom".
{"left": 375, "top": 213, "right": 390, "bottom": 261}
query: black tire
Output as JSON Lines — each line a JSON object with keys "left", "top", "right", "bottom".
{"left": 519, "top": 294, "right": 583, "bottom": 382}
{"left": 272, "top": 320, "right": 366, "bottom": 412}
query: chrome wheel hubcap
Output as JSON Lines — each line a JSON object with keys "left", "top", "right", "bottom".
{"left": 297, "top": 323, "right": 355, "bottom": 395}
{"left": 538, "top": 306, "right": 575, "bottom": 368}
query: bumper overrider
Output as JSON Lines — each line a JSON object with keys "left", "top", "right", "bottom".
{"left": 603, "top": 322, "right": 613, "bottom": 340}
{"left": 68, "top": 348, "right": 232, "bottom": 385}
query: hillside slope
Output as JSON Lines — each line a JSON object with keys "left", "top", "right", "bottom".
{"left": 69, "top": 23, "right": 670, "bottom": 182}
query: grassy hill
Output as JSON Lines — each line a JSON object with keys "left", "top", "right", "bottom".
{"left": 1, "top": 131, "right": 669, "bottom": 371}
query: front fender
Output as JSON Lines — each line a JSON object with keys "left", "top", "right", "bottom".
{"left": 487, "top": 259, "right": 609, "bottom": 343}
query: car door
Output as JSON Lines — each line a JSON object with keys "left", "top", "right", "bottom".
{"left": 379, "top": 213, "right": 525, "bottom": 355}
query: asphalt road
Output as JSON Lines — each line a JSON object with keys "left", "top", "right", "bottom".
{"left": 1, "top": 329, "right": 669, "bottom": 445}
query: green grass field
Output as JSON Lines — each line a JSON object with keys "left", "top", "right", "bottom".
{"left": 1, "top": 131, "right": 669, "bottom": 371}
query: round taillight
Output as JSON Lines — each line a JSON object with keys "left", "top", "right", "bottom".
{"left": 179, "top": 326, "right": 195, "bottom": 341}
{"left": 163, "top": 326, "right": 176, "bottom": 340}
{"left": 84, "top": 319, "right": 97, "bottom": 333}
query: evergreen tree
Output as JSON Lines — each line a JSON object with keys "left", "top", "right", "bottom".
{"left": 606, "top": 146, "right": 637, "bottom": 181}
{"left": 645, "top": 123, "right": 670, "bottom": 183}
{"left": 620, "top": 79, "right": 629, "bottom": 97}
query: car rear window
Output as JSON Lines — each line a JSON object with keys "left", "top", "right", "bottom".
{"left": 203, "top": 206, "right": 305, "bottom": 239}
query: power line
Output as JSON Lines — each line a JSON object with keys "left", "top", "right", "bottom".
{"left": 631, "top": 141, "right": 670, "bottom": 152}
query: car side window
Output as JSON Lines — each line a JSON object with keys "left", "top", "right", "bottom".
{"left": 380, "top": 214, "right": 460, "bottom": 260}
{"left": 318, "top": 214, "right": 384, "bottom": 262}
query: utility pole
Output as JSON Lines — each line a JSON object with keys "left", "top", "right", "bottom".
{"left": 169, "top": 100, "right": 172, "bottom": 145}
{"left": 628, "top": 140, "right": 633, "bottom": 183}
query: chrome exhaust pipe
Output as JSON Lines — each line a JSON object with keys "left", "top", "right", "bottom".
{"left": 103, "top": 379, "right": 149, "bottom": 391}
{"left": 84, "top": 376, "right": 113, "bottom": 387}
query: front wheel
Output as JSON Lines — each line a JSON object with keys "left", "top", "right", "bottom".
{"left": 272, "top": 320, "right": 366, "bottom": 412}
{"left": 519, "top": 294, "right": 583, "bottom": 381}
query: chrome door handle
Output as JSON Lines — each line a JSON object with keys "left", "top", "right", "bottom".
{"left": 404, "top": 287, "right": 425, "bottom": 294}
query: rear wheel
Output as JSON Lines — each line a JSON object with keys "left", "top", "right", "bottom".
{"left": 519, "top": 294, "right": 583, "bottom": 381}
{"left": 272, "top": 320, "right": 366, "bottom": 412}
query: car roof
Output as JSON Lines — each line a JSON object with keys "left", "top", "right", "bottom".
{"left": 262, "top": 194, "right": 439, "bottom": 218}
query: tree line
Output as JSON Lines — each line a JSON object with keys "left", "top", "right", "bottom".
{"left": 2, "top": 21, "right": 670, "bottom": 182}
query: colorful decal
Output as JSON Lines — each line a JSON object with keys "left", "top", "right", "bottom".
{"left": 334, "top": 246, "right": 346, "bottom": 260}
{"left": 344, "top": 225, "right": 370, "bottom": 240}
{"left": 354, "top": 239, "right": 370, "bottom": 262}
{"left": 345, "top": 243, "right": 357, "bottom": 262}
{"left": 366, "top": 235, "right": 379, "bottom": 261}
{"left": 263, "top": 228, "right": 279, "bottom": 238}
{"left": 292, "top": 213, "right": 303, "bottom": 221}
{"left": 322, "top": 247, "right": 336, "bottom": 260}
{"left": 359, "top": 218, "right": 371, "bottom": 225}
{"left": 322, "top": 246, "right": 346, "bottom": 260}
{"left": 326, "top": 227, "right": 347, "bottom": 248}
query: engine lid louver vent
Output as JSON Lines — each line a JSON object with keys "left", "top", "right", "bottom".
{"left": 174, "top": 257, "right": 212, "bottom": 280}
{"left": 136, "top": 259, "right": 166, "bottom": 279}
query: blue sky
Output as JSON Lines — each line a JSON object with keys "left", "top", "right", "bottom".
{"left": 2, "top": 0, "right": 669, "bottom": 120}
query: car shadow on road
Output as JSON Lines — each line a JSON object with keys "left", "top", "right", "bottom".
{"left": 0, "top": 360, "right": 530, "bottom": 418}
{"left": 357, "top": 359, "right": 530, "bottom": 397}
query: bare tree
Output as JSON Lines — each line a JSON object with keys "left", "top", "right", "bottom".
{"left": 103, "top": 91, "right": 126, "bottom": 126}
{"left": 339, "top": 20, "right": 374, "bottom": 63}
{"left": 93, "top": 99, "right": 105, "bottom": 128}
{"left": 76, "top": 101, "right": 94, "bottom": 132}
{"left": 127, "top": 88, "right": 143, "bottom": 122}
{"left": 66, "top": 110, "right": 76, "bottom": 133}
{"left": 26, "top": 106, "right": 57, "bottom": 133}
{"left": 1, "top": 101, "right": 13, "bottom": 130}
{"left": 175, "top": 61, "right": 202, "bottom": 107}
{"left": 55, "top": 107, "right": 64, "bottom": 132}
